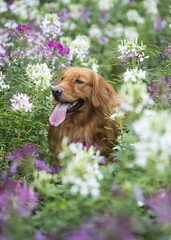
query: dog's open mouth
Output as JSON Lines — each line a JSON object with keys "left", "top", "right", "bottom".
{"left": 66, "top": 99, "right": 84, "bottom": 116}
{"left": 49, "top": 99, "right": 84, "bottom": 127}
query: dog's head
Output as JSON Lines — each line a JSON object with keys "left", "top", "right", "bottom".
{"left": 49, "top": 67, "right": 119, "bottom": 127}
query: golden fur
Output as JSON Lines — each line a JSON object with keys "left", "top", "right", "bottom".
{"left": 48, "top": 67, "right": 120, "bottom": 158}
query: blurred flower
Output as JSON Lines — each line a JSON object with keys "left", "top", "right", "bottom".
{"left": 34, "top": 230, "right": 47, "bottom": 240}
{"left": 57, "top": 8, "right": 71, "bottom": 22}
{"left": 65, "top": 214, "right": 136, "bottom": 240}
{"left": 78, "top": 8, "right": 91, "bottom": 24}
{"left": 118, "top": 38, "right": 149, "bottom": 66}
{"left": 154, "top": 17, "right": 167, "bottom": 31}
{"left": 10, "top": 93, "right": 33, "bottom": 112}
{"left": 0, "top": 1, "right": 8, "bottom": 13}
{"left": 98, "top": 0, "right": 115, "bottom": 11}
{"left": 40, "top": 13, "right": 62, "bottom": 39}
{"left": 60, "top": 141, "right": 103, "bottom": 198}
{"left": 14, "top": 183, "right": 38, "bottom": 217}
{"left": 146, "top": 189, "right": 171, "bottom": 225}
{"left": 122, "top": 0, "right": 135, "bottom": 4}
{"left": 123, "top": 68, "right": 146, "bottom": 82}
{"left": 97, "top": 10, "right": 110, "bottom": 25}
{"left": 4, "top": 20, "right": 18, "bottom": 30}
{"left": 0, "top": 180, "right": 38, "bottom": 220}
{"left": 13, "top": 24, "right": 31, "bottom": 39}
{"left": 9, "top": 1, "right": 28, "bottom": 20}
{"left": 119, "top": 82, "right": 153, "bottom": 113}
{"left": 126, "top": 9, "right": 144, "bottom": 24}
{"left": 69, "top": 4, "right": 82, "bottom": 20}
{"left": 99, "top": 37, "right": 109, "bottom": 45}
{"left": 143, "top": 0, "right": 159, "bottom": 18}
{"left": 89, "top": 24, "right": 102, "bottom": 39}
{"left": 105, "top": 23, "right": 124, "bottom": 38}
{"left": 133, "top": 188, "right": 145, "bottom": 207}
{"left": 133, "top": 110, "right": 171, "bottom": 170}
{"left": 110, "top": 183, "right": 124, "bottom": 196}
{"left": 20, "top": 0, "right": 40, "bottom": 7}
{"left": 110, "top": 108, "right": 124, "bottom": 120}
{"left": 0, "top": 44, "right": 9, "bottom": 68}
{"left": 34, "top": 160, "right": 56, "bottom": 173}
{"left": 124, "top": 26, "right": 139, "bottom": 39}
{"left": 69, "top": 35, "right": 90, "bottom": 62}
{"left": 162, "top": 44, "right": 171, "bottom": 58}
{"left": 5, "top": 144, "right": 37, "bottom": 175}
{"left": 149, "top": 76, "right": 171, "bottom": 105}
{"left": 0, "top": 71, "right": 10, "bottom": 91}
{"left": 26, "top": 63, "right": 52, "bottom": 90}
{"left": 81, "top": 57, "right": 99, "bottom": 72}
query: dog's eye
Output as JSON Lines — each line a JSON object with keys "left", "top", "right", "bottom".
{"left": 75, "top": 79, "right": 83, "bottom": 84}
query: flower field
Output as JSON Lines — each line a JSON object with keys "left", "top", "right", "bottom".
{"left": 0, "top": 0, "right": 171, "bottom": 239}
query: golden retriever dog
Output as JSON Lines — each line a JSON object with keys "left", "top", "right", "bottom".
{"left": 48, "top": 67, "right": 120, "bottom": 158}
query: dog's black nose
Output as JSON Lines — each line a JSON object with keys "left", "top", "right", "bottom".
{"left": 52, "top": 88, "right": 63, "bottom": 97}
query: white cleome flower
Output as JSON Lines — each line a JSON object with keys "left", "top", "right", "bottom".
{"left": 143, "top": 0, "right": 159, "bottom": 18}
{"left": 26, "top": 63, "right": 52, "bottom": 90}
{"left": 9, "top": 1, "right": 28, "bottom": 20}
{"left": 89, "top": 25, "right": 102, "bottom": 39}
{"left": 119, "top": 82, "right": 153, "bottom": 113}
{"left": 0, "top": 72, "right": 10, "bottom": 91}
{"left": 123, "top": 68, "right": 146, "bottom": 83}
{"left": 133, "top": 110, "right": 171, "bottom": 171}
{"left": 4, "top": 20, "right": 18, "bottom": 30}
{"left": 126, "top": 9, "right": 145, "bottom": 24}
{"left": 124, "top": 27, "right": 139, "bottom": 39}
{"left": 81, "top": 57, "right": 99, "bottom": 72}
{"left": 20, "top": 0, "right": 40, "bottom": 7}
{"left": 10, "top": 93, "right": 33, "bottom": 112}
{"left": 69, "top": 35, "right": 90, "bottom": 62}
{"left": 60, "top": 142, "right": 103, "bottom": 198}
{"left": 118, "top": 38, "right": 149, "bottom": 64}
{"left": 105, "top": 24, "right": 124, "bottom": 38}
{"left": 0, "top": 0, "right": 8, "bottom": 13}
{"left": 98, "top": 0, "right": 115, "bottom": 11}
{"left": 40, "top": 14, "right": 62, "bottom": 38}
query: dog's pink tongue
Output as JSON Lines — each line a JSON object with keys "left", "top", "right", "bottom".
{"left": 49, "top": 103, "right": 70, "bottom": 127}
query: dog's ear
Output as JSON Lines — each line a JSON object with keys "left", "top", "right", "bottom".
{"left": 91, "top": 72, "right": 117, "bottom": 109}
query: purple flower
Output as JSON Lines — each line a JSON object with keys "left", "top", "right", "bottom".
{"left": 112, "top": 157, "right": 119, "bottom": 162}
{"left": 110, "top": 183, "right": 124, "bottom": 196}
{"left": 120, "top": 52, "right": 140, "bottom": 67}
{"left": 14, "top": 183, "right": 38, "bottom": 217}
{"left": 34, "top": 159, "right": 57, "bottom": 173}
{"left": 146, "top": 189, "right": 171, "bottom": 224}
{"left": 65, "top": 214, "right": 136, "bottom": 240}
{"left": 133, "top": 188, "right": 145, "bottom": 207}
{"left": 57, "top": 9, "right": 71, "bottom": 22}
{"left": 162, "top": 44, "right": 171, "bottom": 58}
{"left": 0, "top": 43, "right": 9, "bottom": 68}
{"left": 150, "top": 76, "right": 171, "bottom": 105}
{"left": 34, "top": 231, "right": 47, "bottom": 240}
{"left": 97, "top": 11, "right": 110, "bottom": 25}
{"left": 78, "top": 8, "right": 91, "bottom": 24}
{"left": 154, "top": 17, "right": 167, "bottom": 31}
{"left": 99, "top": 37, "right": 109, "bottom": 45}
{"left": 13, "top": 25, "right": 31, "bottom": 39}
{"left": 0, "top": 180, "right": 38, "bottom": 223}
{"left": 9, "top": 161, "right": 18, "bottom": 175}
{"left": 6, "top": 144, "right": 38, "bottom": 176}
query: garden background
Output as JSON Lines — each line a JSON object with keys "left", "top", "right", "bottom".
{"left": 0, "top": 0, "right": 171, "bottom": 239}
